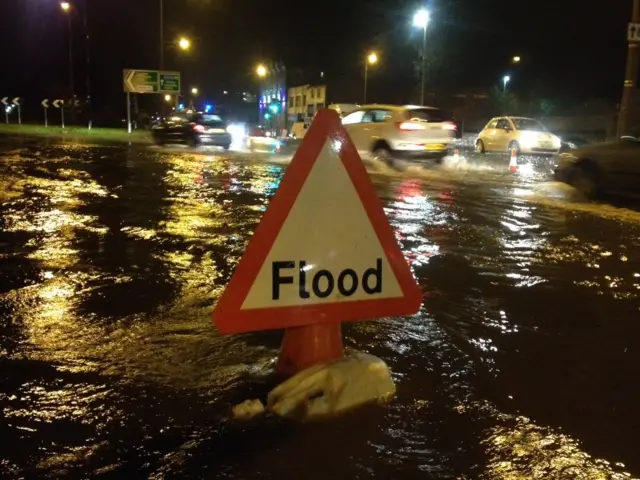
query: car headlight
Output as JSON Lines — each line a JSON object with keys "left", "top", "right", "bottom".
{"left": 552, "top": 136, "right": 561, "bottom": 149}
{"left": 519, "top": 131, "right": 537, "bottom": 148}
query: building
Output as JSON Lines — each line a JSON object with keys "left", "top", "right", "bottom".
{"left": 287, "top": 84, "right": 327, "bottom": 124}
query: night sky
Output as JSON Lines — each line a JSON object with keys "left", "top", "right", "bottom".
{"left": 0, "top": 0, "right": 631, "bottom": 119}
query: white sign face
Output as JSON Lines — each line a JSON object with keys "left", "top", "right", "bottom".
{"left": 242, "top": 141, "right": 403, "bottom": 310}
{"left": 241, "top": 139, "right": 403, "bottom": 310}
{"left": 629, "top": 23, "right": 640, "bottom": 42}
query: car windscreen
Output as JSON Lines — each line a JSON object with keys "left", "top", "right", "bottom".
{"left": 196, "top": 114, "right": 226, "bottom": 128}
{"left": 512, "top": 118, "right": 546, "bottom": 131}
{"left": 405, "top": 108, "right": 449, "bottom": 123}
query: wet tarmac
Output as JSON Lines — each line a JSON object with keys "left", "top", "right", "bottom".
{"left": 1, "top": 135, "right": 639, "bottom": 478}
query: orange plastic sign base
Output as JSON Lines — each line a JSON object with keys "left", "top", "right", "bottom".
{"left": 212, "top": 108, "right": 422, "bottom": 334}
{"left": 275, "top": 323, "right": 344, "bottom": 376}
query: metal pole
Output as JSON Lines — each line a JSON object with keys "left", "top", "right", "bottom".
{"left": 4, "top": 108, "right": 7, "bottom": 125}
{"left": 364, "top": 62, "right": 368, "bottom": 104}
{"left": 83, "top": 0, "right": 92, "bottom": 129}
{"left": 44, "top": 107, "right": 48, "bottom": 128}
{"left": 68, "top": 13, "right": 75, "bottom": 102}
{"left": 618, "top": 0, "right": 640, "bottom": 138}
{"left": 160, "top": 0, "right": 164, "bottom": 69}
{"left": 127, "top": 92, "right": 132, "bottom": 133}
{"left": 61, "top": 107, "right": 65, "bottom": 129}
{"left": 17, "top": 105, "right": 21, "bottom": 125}
{"left": 420, "top": 25, "right": 426, "bottom": 105}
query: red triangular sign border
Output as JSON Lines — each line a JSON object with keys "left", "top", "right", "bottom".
{"left": 212, "top": 109, "right": 423, "bottom": 334}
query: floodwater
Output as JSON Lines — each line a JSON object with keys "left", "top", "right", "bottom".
{"left": 1, "top": 136, "right": 639, "bottom": 478}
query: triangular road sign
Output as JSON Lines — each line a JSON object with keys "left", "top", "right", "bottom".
{"left": 213, "top": 108, "right": 422, "bottom": 334}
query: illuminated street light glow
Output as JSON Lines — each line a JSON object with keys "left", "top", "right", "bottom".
{"left": 191, "top": 87, "right": 198, "bottom": 95}
{"left": 60, "top": 2, "right": 71, "bottom": 11}
{"left": 367, "top": 52, "right": 378, "bottom": 65}
{"left": 164, "top": 94, "right": 171, "bottom": 102}
{"left": 256, "top": 64, "right": 267, "bottom": 78}
{"left": 513, "top": 56, "right": 521, "bottom": 63}
{"left": 178, "top": 37, "right": 191, "bottom": 50}
{"left": 503, "top": 75, "right": 510, "bottom": 92}
{"left": 413, "top": 9, "right": 429, "bottom": 29}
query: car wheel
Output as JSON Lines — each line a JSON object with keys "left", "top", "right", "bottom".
{"left": 153, "top": 135, "right": 165, "bottom": 146}
{"left": 508, "top": 141, "right": 521, "bottom": 155}
{"left": 188, "top": 136, "right": 199, "bottom": 148}
{"left": 567, "top": 163, "right": 600, "bottom": 199}
{"left": 222, "top": 143, "right": 231, "bottom": 151}
{"left": 475, "top": 139, "right": 485, "bottom": 153}
{"left": 373, "top": 146, "right": 395, "bottom": 168}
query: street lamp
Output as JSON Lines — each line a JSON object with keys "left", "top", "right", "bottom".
{"left": 256, "top": 64, "right": 267, "bottom": 78}
{"left": 512, "top": 56, "right": 521, "bottom": 63}
{"left": 364, "top": 51, "right": 378, "bottom": 104}
{"left": 164, "top": 94, "right": 172, "bottom": 102}
{"left": 191, "top": 87, "right": 199, "bottom": 95}
{"left": 412, "top": 8, "right": 430, "bottom": 105}
{"left": 503, "top": 75, "right": 510, "bottom": 92}
{"left": 178, "top": 37, "right": 191, "bottom": 51}
{"left": 60, "top": 3, "right": 74, "bottom": 102}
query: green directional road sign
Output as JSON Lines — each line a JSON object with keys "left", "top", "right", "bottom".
{"left": 159, "top": 72, "right": 180, "bottom": 93}
{"left": 123, "top": 69, "right": 181, "bottom": 94}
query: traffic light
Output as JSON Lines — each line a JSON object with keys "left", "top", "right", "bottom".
{"left": 269, "top": 103, "right": 280, "bottom": 114}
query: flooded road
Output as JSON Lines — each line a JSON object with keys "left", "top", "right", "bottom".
{"left": 1, "top": 136, "right": 639, "bottom": 478}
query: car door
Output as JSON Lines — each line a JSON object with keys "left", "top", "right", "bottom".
{"left": 361, "top": 109, "right": 394, "bottom": 149}
{"left": 482, "top": 119, "right": 499, "bottom": 151}
{"left": 341, "top": 109, "right": 367, "bottom": 154}
{"left": 494, "top": 118, "right": 513, "bottom": 151}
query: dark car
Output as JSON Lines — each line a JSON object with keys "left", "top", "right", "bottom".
{"left": 152, "top": 112, "right": 232, "bottom": 149}
{"left": 554, "top": 137, "right": 640, "bottom": 198}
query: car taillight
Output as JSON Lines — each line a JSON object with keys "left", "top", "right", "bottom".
{"left": 396, "top": 121, "right": 425, "bottom": 131}
{"left": 193, "top": 124, "right": 205, "bottom": 133}
{"left": 442, "top": 123, "right": 457, "bottom": 131}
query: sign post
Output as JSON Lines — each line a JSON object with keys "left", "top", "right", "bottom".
{"left": 53, "top": 99, "right": 64, "bottom": 128}
{"left": 12, "top": 98, "right": 21, "bottom": 124}
{"left": 126, "top": 92, "right": 131, "bottom": 134}
{"left": 123, "top": 69, "right": 181, "bottom": 133}
{"left": 212, "top": 109, "right": 422, "bottom": 376}
{"left": 41, "top": 99, "right": 49, "bottom": 127}
{"left": 1, "top": 97, "right": 8, "bottom": 124}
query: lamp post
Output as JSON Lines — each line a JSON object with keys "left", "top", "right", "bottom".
{"left": 364, "top": 52, "right": 378, "bottom": 104}
{"left": 413, "top": 8, "right": 429, "bottom": 105}
{"left": 160, "top": 0, "right": 164, "bottom": 68}
{"left": 503, "top": 75, "right": 510, "bottom": 92}
{"left": 60, "top": 3, "right": 74, "bottom": 102}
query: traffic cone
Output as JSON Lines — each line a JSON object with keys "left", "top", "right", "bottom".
{"left": 276, "top": 323, "right": 344, "bottom": 377}
{"left": 509, "top": 148, "right": 518, "bottom": 173}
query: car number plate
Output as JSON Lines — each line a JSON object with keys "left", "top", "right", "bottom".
{"left": 425, "top": 144, "right": 446, "bottom": 151}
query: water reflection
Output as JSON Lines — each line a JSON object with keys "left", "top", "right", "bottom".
{"left": 0, "top": 141, "right": 639, "bottom": 477}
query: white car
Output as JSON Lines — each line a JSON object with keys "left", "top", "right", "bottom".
{"left": 341, "top": 104, "right": 456, "bottom": 165}
{"left": 475, "top": 116, "right": 561, "bottom": 155}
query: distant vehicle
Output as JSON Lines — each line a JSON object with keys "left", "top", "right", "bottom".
{"left": 475, "top": 116, "right": 561, "bottom": 155}
{"left": 341, "top": 104, "right": 456, "bottom": 166}
{"left": 247, "top": 126, "right": 281, "bottom": 152}
{"left": 554, "top": 137, "right": 640, "bottom": 198}
{"left": 152, "top": 112, "right": 231, "bottom": 149}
